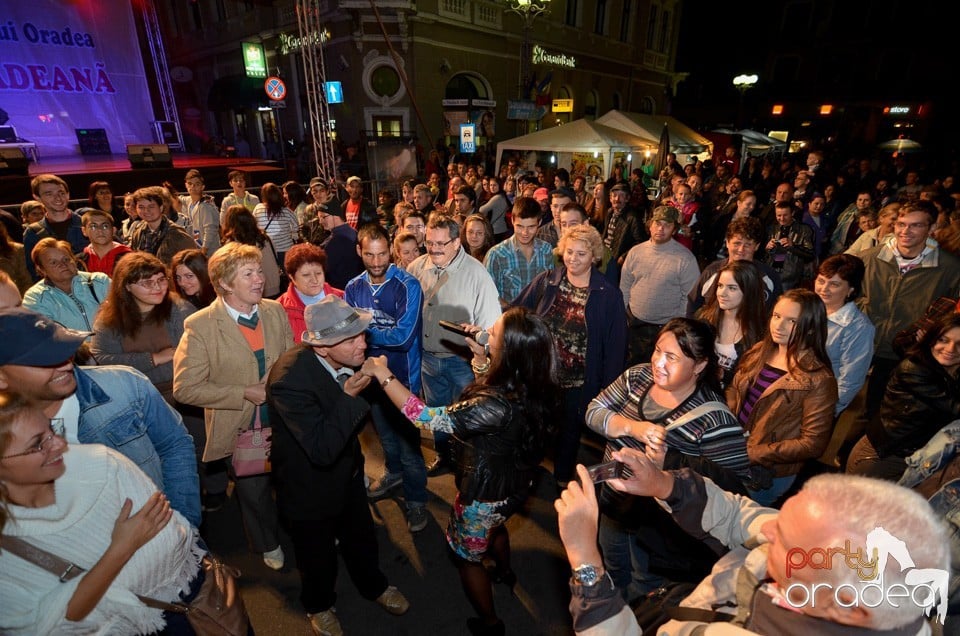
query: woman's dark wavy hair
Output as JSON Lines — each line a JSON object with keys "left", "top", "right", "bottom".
{"left": 260, "top": 182, "right": 284, "bottom": 216}
{"left": 463, "top": 307, "right": 560, "bottom": 463}
{"left": 695, "top": 260, "right": 767, "bottom": 353}
{"left": 657, "top": 317, "right": 722, "bottom": 394}
{"left": 222, "top": 205, "right": 268, "bottom": 249}
{"left": 170, "top": 248, "right": 216, "bottom": 308}
{"left": 910, "top": 312, "right": 960, "bottom": 371}
{"left": 96, "top": 252, "right": 173, "bottom": 337}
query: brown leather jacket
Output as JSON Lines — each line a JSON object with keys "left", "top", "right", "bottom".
{"left": 726, "top": 351, "right": 838, "bottom": 477}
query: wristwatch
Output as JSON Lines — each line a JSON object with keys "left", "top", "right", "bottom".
{"left": 572, "top": 563, "right": 605, "bottom": 587}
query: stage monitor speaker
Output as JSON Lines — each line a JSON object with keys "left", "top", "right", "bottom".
{"left": 76, "top": 128, "right": 111, "bottom": 155}
{"left": 127, "top": 143, "right": 172, "bottom": 169}
{"left": 0, "top": 147, "right": 29, "bottom": 176}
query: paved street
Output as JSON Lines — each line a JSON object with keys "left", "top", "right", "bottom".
{"left": 201, "top": 423, "right": 606, "bottom": 635}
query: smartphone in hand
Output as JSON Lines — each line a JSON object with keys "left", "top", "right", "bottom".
{"left": 586, "top": 460, "right": 626, "bottom": 483}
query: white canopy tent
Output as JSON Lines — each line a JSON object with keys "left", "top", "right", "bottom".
{"left": 495, "top": 119, "right": 657, "bottom": 184}
{"left": 711, "top": 128, "right": 788, "bottom": 155}
{"left": 595, "top": 110, "right": 714, "bottom": 162}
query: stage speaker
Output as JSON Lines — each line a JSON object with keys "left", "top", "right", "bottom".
{"left": 0, "top": 147, "right": 29, "bottom": 176}
{"left": 127, "top": 143, "right": 173, "bottom": 169}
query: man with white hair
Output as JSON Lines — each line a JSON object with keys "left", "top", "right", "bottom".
{"left": 556, "top": 449, "right": 950, "bottom": 635}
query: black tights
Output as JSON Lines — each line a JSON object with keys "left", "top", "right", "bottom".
{"left": 456, "top": 525, "right": 511, "bottom": 626}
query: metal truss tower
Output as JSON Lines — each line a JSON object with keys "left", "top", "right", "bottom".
{"left": 139, "top": 0, "right": 184, "bottom": 149}
{"left": 296, "top": 1, "right": 338, "bottom": 186}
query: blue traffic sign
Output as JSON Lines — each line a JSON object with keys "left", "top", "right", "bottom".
{"left": 459, "top": 123, "right": 476, "bottom": 154}
{"left": 325, "top": 81, "right": 343, "bottom": 104}
{"left": 264, "top": 76, "right": 286, "bottom": 101}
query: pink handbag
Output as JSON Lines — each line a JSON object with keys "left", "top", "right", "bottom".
{"left": 232, "top": 410, "right": 271, "bottom": 477}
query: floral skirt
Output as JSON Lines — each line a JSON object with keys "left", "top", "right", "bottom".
{"left": 445, "top": 491, "right": 525, "bottom": 562}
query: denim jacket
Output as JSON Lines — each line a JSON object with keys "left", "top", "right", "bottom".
{"left": 75, "top": 365, "right": 201, "bottom": 527}
{"left": 898, "top": 419, "right": 960, "bottom": 613}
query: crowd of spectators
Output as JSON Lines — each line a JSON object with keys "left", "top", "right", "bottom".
{"left": 1, "top": 144, "right": 959, "bottom": 635}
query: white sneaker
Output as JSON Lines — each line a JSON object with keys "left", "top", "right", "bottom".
{"left": 263, "top": 545, "right": 284, "bottom": 570}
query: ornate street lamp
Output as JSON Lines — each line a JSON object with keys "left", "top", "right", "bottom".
{"left": 505, "top": 0, "right": 551, "bottom": 133}
{"left": 732, "top": 74, "right": 758, "bottom": 128}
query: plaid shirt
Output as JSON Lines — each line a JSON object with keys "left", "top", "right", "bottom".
{"left": 483, "top": 236, "right": 554, "bottom": 305}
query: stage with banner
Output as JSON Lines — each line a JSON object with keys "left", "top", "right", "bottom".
{"left": 0, "top": 1, "right": 157, "bottom": 157}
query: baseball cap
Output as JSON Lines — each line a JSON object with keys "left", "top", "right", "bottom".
{"left": 0, "top": 308, "right": 88, "bottom": 366}
{"left": 346, "top": 176, "right": 362, "bottom": 185}
{"left": 309, "top": 177, "right": 327, "bottom": 189}
{"left": 651, "top": 206, "right": 680, "bottom": 224}
{"left": 610, "top": 183, "right": 630, "bottom": 194}
{"left": 533, "top": 187, "right": 550, "bottom": 202}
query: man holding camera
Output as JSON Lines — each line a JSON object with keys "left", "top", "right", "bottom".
{"left": 762, "top": 200, "right": 815, "bottom": 291}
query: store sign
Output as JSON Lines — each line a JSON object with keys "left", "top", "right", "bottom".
{"left": 243, "top": 41, "right": 267, "bottom": 78}
{"left": 277, "top": 30, "right": 328, "bottom": 55}
{"left": 442, "top": 99, "right": 469, "bottom": 107}
{"left": 885, "top": 105, "right": 911, "bottom": 115}
{"left": 532, "top": 45, "right": 575, "bottom": 69}
{"left": 552, "top": 99, "right": 573, "bottom": 113}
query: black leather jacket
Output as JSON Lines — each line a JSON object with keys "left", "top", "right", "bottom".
{"left": 448, "top": 386, "right": 541, "bottom": 504}
{"left": 867, "top": 356, "right": 960, "bottom": 458}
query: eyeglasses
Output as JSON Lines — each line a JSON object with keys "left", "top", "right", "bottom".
{"left": 1, "top": 419, "right": 64, "bottom": 460}
{"left": 425, "top": 238, "right": 456, "bottom": 249}
{"left": 134, "top": 276, "right": 169, "bottom": 290}
{"left": 85, "top": 222, "right": 113, "bottom": 231}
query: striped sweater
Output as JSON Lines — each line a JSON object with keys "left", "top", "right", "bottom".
{"left": 586, "top": 363, "right": 750, "bottom": 478}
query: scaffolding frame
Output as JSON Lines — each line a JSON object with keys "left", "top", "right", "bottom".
{"left": 140, "top": 0, "right": 184, "bottom": 150}
{"left": 296, "top": 1, "right": 339, "bottom": 186}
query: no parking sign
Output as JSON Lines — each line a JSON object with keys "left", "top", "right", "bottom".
{"left": 264, "top": 76, "right": 287, "bottom": 101}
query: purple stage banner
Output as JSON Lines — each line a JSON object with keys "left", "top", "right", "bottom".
{"left": 0, "top": 1, "right": 156, "bottom": 156}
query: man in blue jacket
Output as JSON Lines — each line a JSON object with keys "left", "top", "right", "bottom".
{"left": 344, "top": 224, "right": 428, "bottom": 532}
{"left": 0, "top": 307, "right": 201, "bottom": 527}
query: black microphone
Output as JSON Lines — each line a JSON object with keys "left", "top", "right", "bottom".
{"left": 438, "top": 320, "right": 490, "bottom": 345}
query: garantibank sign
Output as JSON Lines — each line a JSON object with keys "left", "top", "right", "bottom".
{"left": 531, "top": 45, "right": 575, "bottom": 69}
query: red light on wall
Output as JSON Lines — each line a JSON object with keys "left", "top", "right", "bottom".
{"left": 820, "top": 104, "right": 833, "bottom": 115}
{"left": 772, "top": 104, "right": 784, "bottom": 115}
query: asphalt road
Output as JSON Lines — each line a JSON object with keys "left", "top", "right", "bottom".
{"left": 200, "top": 423, "right": 607, "bottom": 635}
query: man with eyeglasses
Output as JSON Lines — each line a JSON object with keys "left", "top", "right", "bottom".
{"left": 0, "top": 306, "right": 200, "bottom": 526}
{"left": 22, "top": 173, "right": 89, "bottom": 281}
{"left": 407, "top": 213, "right": 501, "bottom": 476}
{"left": 78, "top": 208, "right": 131, "bottom": 275}
{"left": 853, "top": 199, "right": 960, "bottom": 450}
{"left": 22, "top": 237, "right": 110, "bottom": 334}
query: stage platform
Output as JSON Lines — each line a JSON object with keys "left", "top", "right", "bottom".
{"left": 0, "top": 153, "right": 289, "bottom": 210}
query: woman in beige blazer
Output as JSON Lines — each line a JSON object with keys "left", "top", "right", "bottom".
{"left": 174, "top": 242, "right": 294, "bottom": 570}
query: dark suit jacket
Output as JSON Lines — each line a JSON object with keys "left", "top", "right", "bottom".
{"left": 266, "top": 345, "right": 370, "bottom": 521}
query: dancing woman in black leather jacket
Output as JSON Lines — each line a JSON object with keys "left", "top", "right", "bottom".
{"left": 362, "top": 307, "right": 560, "bottom": 636}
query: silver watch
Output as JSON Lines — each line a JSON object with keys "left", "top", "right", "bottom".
{"left": 572, "top": 563, "right": 604, "bottom": 587}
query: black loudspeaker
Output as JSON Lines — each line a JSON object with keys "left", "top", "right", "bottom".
{"left": 127, "top": 144, "right": 172, "bottom": 169}
{"left": 0, "top": 148, "right": 29, "bottom": 176}
{"left": 76, "top": 128, "right": 111, "bottom": 155}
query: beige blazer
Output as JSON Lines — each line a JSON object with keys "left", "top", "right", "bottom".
{"left": 173, "top": 297, "right": 294, "bottom": 461}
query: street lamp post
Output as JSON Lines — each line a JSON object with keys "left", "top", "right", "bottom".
{"left": 732, "top": 73, "right": 758, "bottom": 129}
{"left": 505, "top": 0, "right": 551, "bottom": 135}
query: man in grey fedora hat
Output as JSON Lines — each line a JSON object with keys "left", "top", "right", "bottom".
{"left": 266, "top": 295, "right": 410, "bottom": 636}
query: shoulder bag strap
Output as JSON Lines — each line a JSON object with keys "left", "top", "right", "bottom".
{"left": 3, "top": 533, "right": 191, "bottom": 613}
{"left": 2, "top": 535, "right": 86, "bottom": 581}
{"left": 663, "top": 400, "right": 731, "bottom": 432}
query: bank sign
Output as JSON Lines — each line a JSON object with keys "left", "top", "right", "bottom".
{"left": 532, "top": 45, "right": 575, "bottom": 69}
